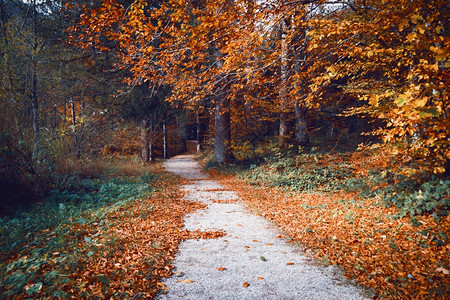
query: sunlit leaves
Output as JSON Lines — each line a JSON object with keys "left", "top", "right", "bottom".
{"left": 73, "top": 0, "right": 449, "bottom": 171}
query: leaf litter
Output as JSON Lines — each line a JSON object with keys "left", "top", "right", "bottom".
{"left": 214, "top": 172, "right": 449, "bottom": 299}
{"left": 0, "top": 165, "right": 224, "bottom": 298}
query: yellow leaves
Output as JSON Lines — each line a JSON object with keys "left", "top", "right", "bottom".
{"left": 414, "top": 97, "right": 428, "bottom": 108}
{"left": 395, "top": 91, "right": 411, "bottom": 107}
{"left": 416, "top": 24, "right": 425, "bottom": 35}
{"left": 430, "top": 46, "right": 449, "bottom": 63}
{"left": 369, "top": 95, "right": 380, "bottom": 107}
{"left": 410, "top": 14, "right": 424, "bottom": 24}
{"left": 406, "top": 32, "right": 417, "bottom": 43}
{"left": 435, "top": 25, "right": 444, "bottom": 34}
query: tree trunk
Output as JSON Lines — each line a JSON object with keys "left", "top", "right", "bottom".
{"left": 196, "top": 112, "right": 203, "bottom": 153}
{"left": 295, "top": 103, "right": 309, "bottom": 147}
{"left": 292, "top": 12, "right": 309, "bottom": 149}
{"left": 148, "top": 119, "right": 155, "bottom": 162}
{"left": 31, "top": 0, "right": 39, "bottom": 161}
{"left": 141, "top": 118, "right": 150, "bottom": 164}
{"left": 214, "top": 94, "right": 230, "bottom": 163}
{"left": 70, "top": 98, "right": 81, "bottom": 159}
{"left": 31, "top": 77, "right": 39, "bottom": 160}
{"left": 52, "top": 104, "right": 58, "bottom": 140}
{"left": 278, "top": 19, "right": 293, "bottom": 148}
{"left": 162, "top": 118, "right": 167, "bottom": 159}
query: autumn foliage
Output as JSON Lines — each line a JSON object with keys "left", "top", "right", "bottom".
{"left": 73, "top": 0, "right": 449, "bottom": 171}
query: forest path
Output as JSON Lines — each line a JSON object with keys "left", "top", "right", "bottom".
{"left": 156, "top": 154, "right": 369, "bottom": 300}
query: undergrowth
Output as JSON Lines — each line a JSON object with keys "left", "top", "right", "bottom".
{"left": 204, "top": 146, "right": 449, "bottom": 222}
{"left": 0, "top": 156, "right": 155, "bottom": 298}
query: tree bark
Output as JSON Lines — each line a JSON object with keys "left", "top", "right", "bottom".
{"left": 31, "top": 0, "right": 39, "bottom": 161}
{"left": 294, "top": 103, "right": 309, "bottom": 147}
{"left": 148, "top": 118, "right": 155, "bottom": 162}
{"left": 196, "top": 112, "right": 202, "bottom": 153}
{"left": 292, "top": 11, "right": 309, "bottom": 148}
{"left": 278, "top": 18, "right": 293, "bottom": 148}
{"left": 214, "top": 93, "right": 231, "bottom": 163}
{"left": 162, "top": 118, "right": 167, "bottom": 159}
{"left": 141, "top": 118, "right": 150, "bottom": 164}
{"left": 70, "top": 98, "right": 81, "bottom": 159}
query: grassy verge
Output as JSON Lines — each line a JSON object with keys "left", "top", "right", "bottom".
{"left": 205, "top": 149, "right": 449, "bottom": 299}
{"left": 0, "top": 157, "right": 219, "bottom": 298}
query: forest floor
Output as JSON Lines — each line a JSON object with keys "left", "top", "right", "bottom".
{"left": 0, "top": 152, "right": 448, "bottom": 299}
{"left": 157, "top": 154, "right": 369, "bottom": 299}
{"left": 207, "top": 152, "right": 449, "bottom": 300}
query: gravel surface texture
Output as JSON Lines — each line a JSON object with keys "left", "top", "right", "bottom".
{"left": 156, "top": 154, "right": 370, "bottom": 300}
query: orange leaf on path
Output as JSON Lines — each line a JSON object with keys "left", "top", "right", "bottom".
{"left": 177, "top": 279, "right": 194, "bottom": 284}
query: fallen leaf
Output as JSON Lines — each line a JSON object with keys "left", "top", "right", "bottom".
{"left": 260, "top": 256, "right": 267, "bottom": 261}
{"left": 257, "top": 277, "right": 264, "bottom": 280}
{"left": 253, "top": 239, "right": 259, "bottom": 242}
{"left": 436, "top": 267, "right": 449, "bottom": 275}
{"left": 177, "top": 279, "right": 194, "bottom": 283}
{"left": 243, "top": 282, "right": 250, "bottom": 288}
{"left": 216, "top": 267, "right": 227, "bottom": 271}
{"left": 286, "top": 262, "right": 294, "bottom": 265}
{"left": 266, "top": 243, "right": 273, "bottom": 246}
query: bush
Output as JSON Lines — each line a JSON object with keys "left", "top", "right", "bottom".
{"left": 382, "top": 177, "right": 450, "bottom": 221}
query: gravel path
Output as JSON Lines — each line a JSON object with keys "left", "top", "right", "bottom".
{"left": 157, "top": 154, "right": 370, "bottom": 300}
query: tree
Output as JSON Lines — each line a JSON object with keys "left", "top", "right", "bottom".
{"left": 306, "top": 0, "right": 449, "bottom": 172}
{"left": 74, "top": 0, "right": 448, "bottom": 172}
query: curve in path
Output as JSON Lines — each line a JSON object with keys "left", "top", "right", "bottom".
{"left": 156, "top": 154, "right": 369, "bottom": 300}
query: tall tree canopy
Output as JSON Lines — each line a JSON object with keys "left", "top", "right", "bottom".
{"left": 74, "top": 0, "right": 448, "bottom": 170}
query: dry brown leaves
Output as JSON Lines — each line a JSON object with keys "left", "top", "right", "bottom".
{"left": 215, "top": 173, "right": 449, "bottom": 299}
{"left": 5, "top": 168, "right": 224, "bottom": 299}
{"left": 59, "top": 174, "right": 224, "bottom": 298}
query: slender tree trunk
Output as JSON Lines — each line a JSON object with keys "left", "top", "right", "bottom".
{"left": 278, "top": 19, "right": 293, "bottom": 148}
{"left": 162, "top": 118, "right": 167, "bottom": 159}
{"left": 79, "top": 96, "right": 85, "bottom": 157}
{"left": 214, "top": 93, "right": 230, "bottom": 163}
{"left": 70, "top": 98, "right": 81, "bottom": 159}
{"left": 31, "top": 74, "right": 39, "bottom": 160}
{"left": 294, "top": 103, "right": 309, "bottom": 147}
{"left": 148, "top": 126, "right": 155, "bottom": 162}
{"left": 52, "top": 104, "right": 57, "bottom": 140}
{"left": 148, "top": 115, "right": 155, "bottom": 162}
{"left": 141, "top": 118, "right": 149, "bottom": 164}
{"left": 31, "top": 0, "right": 39, "bottom": 161}
{"left": 293, "top": 21, "right": 309, "bottom": 148}
{"left": 196, "top": 112, "right": 202, "bottom": 153}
